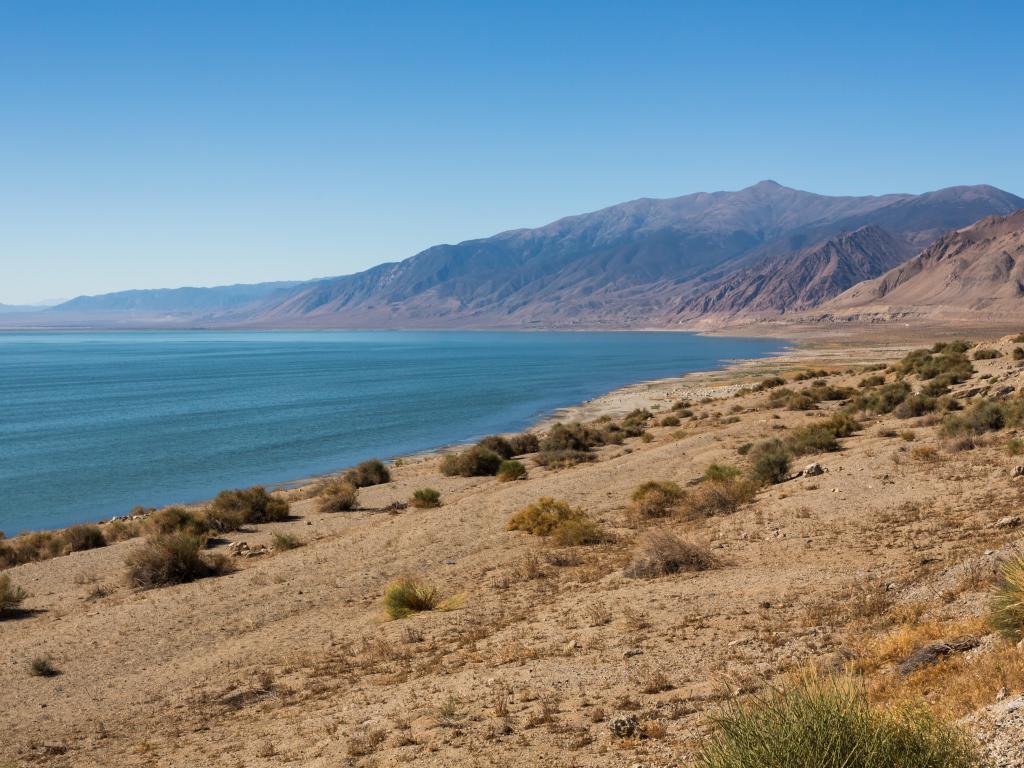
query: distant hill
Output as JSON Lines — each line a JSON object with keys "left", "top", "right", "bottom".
{"left": 241, "top": 181, "right": 1023, "bottom": 328}
{"left": 55, "top": 281, "right": 305, "bottom": 315}
{"left": 823, "top": 209, "right": 1024, "bottom": 320}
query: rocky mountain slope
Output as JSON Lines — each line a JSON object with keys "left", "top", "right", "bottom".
{"left": 824, "top": 209, "right": 1024, "bottom": 320}
{"left": 674, "top": 225, "right": 914, "bottom": 322}
{"left": 55, "top": 280, "right": 305, "bottom": 315}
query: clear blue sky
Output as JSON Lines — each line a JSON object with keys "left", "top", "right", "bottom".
{"left": 2, "top": 1, "right": 1022, "bottom": 304}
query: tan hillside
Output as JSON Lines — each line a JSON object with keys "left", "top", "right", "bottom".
{"left": 5, "top": 338, "right": 1024, "bottom": 766}
{"left": 825, "top": 209, "right": 1024, "bottom": 320}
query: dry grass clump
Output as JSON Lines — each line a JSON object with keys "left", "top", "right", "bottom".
{"left": 973, "top": 347, "right": 1001, "bottom": 360}
{"left": 991, "top": 554, "right": 1024, "bottom": 641}
{"left": 344, "top": 459, "right": 391, "bottom": 487}
{"left": 747, "top": 439, "right": 792, "bottom": 484}
{"left": 125, "top": 532, "right": 232, "bottom": 590}
{"left": 383, "top": 575, "right": 441, "bottom": 619}
{"left": 704, "top": 463, "right": 741, "bottom": 482}
{"left": 319, "top": 480, "right": 359, "bottom": 512}
{"left": 625, "top": 530, "right": 717, "bottom": 578}
{"left": 534, "top": 449, "right": 595, "bottom": 468}
{"left": 754, "top": 376, "right": 786, "bottom": 391}
{"left": 410, "top": 487, "right": 442, "bottom": 508}
{"left": 629, "top": 480, "right": 685, "bottom": 520}
{"left": 271, "top": 532, "right": 302, "bottom": 551}
{"left": 478, "top": 435, "right": 515, "bottom": 458}
{"left": 508, "top": 497, "right": 608, "bottom": 545}
{"left": 29, "top": 656, "right": 60, "bottom": 677}
{"left": 696, "top": 675, "right": 983, "bottom": 768}
{"left": 0, "top": 573, "right": 28, "bottom": 614}
{"left": 682, "top": 478, "right": 758, "bottom": 518}
{"left": 148, "top": 506, "right": 210, "bottom": 536}
{"left": 211, "top": 487, "right": 289, "bottom": 524}
{"left": 496, "top": 460, "right": 527, "bottom": 482}
{"left": 942, "top": 398, "right": 1024, "bottom": 438}
{"left": 660, "top": 414, "right": 681, "bottom": 427}
{"left": 62, "top": 524, "right": 107, "bottom": 553}
{"left": 440, "top": 445, "right": 503, "bottom": 477}
{"left": 507, "top": 432, "right": 540, "bottom": 455}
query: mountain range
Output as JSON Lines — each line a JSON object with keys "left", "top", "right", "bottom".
{"left": 8, "top": 181, "right": 1024, "bottom": 329}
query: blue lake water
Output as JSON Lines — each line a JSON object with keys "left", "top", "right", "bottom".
{"left": 0, "top": 331, "right": 787, "bottom": 533}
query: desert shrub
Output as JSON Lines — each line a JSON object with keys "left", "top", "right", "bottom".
{"left": 383, "top": 575, "right": 441, "bottom": 619}
{"left": 411, "top": 487, "right": 442, "bottom": 508}
{"left": 793, "top": 369, "right": 833, "bottom": 381}
{"left": 991, "top": 554, "right": 1024, "bottom": 641}
{"left": 507, "top": 432, "right": 540, "bottom": 455}
{"left": 858, "top": 374, "right": 886, "bottom": 388}
{"left": 0, "top": 574, "right": 27, "bottom": 614}
{"left": 748, "top": 439, "right": 792, "bottom": 485}
{"left": 29, "top": 657, "right": 60, "bottom": 677}
{"left": 973, "top": 348, "right": 1001, "bottom": 360}
{"left": 211, "top": 487, "right": 289, "bottom": 524}
{"left": 319, "top": 480, "right": 359, "bottom": 512}
{"left": 625, "top": 530, "right": 717, "bottom": 578}
{"left": 786, "top": 424, "right": 839, "bottom": 455}
{"left": 893, "top": 394, "right": 937, "bottom": 419}
{"left": 920, "top": 378, "right": 952, "bottom": 397}
{"left": 478, "top": 435, "right": 514, "bottom": 459}
{"left": 271, "top": 532, "right": 302, "bottom": 551}
{"left": 900, "top": 430, "right": 916, "bottom": 442}
{"left": 941, "top": 399, "right": 1009, "bottom": 437}
{"left": 1014, "top": 334, "right": 1024, "bottom": 344}
{"left": 508, "top": 497, "right": 606, "bottom": 545}
{"left": 440, "top": 445, "right": 503, "bottom": 477}
{"left": 630, "top": 480, "right": 685, "bottom": 519}
{"left": 125, "top": 532, "right": 230, "bottom": 590}
{"left": 855, "top": 381, "right": 912, "bottom": 414}
{"left": 148, "top": 507, "right": 210, "bottom": 536}
{"left": 62, "top": 524, "right": 107, "bottom": 553}
{"left": 660, "top": 415, "right": 681, "bottom": 427}
{"left": 675, "top": 407, "right": 694, "bottom": 418}
{"left": 1008, "top": 438, "right": 1024, "bottom": 456}
{"left": 737, "top": 442, "right": 752, "bottom": 455}
{"left": 704, "top": 463, "right": 741, "bottom": 482}
{"left": 696, "top": 675, "right": 983, "bottom": 768}
{"left": 682, "top": 478, "right": 758, "bottom": 518}
{"left": 534, "top": 449, "right": 594, "bottom": 468}
{"left": 755, "top": 376, "right": 786, "bottom": 391}
{"left": 805, "top": 383, "right": 855, "bottom": 402}
{"left": 622, "top": 409, "right": 653, "bottom": 430}
{"left": 204, "top": 504, "right": 246, "bottom": 533}
{"left": 1014, "top": 347, "right": 1024, "bottom": 361}
{"left": 344, "top": 459, "right": 391, "bottom": 488}
{"left": 896, "top": 344, "right": 974, "bottom": 383}
{"left": 541, "top": 422, "right": 601, "bottom": 452}
{"left": 551, "top": 517, "right": 608, "bottom": 546}
{"left": 672, "top": 399, "right": 692, "bottom": 410}
{"left": 496, "top": 460, "right": 527, "bottom": 482}
{"left": 103, "top": 519, "right": 141, "bottom": 542}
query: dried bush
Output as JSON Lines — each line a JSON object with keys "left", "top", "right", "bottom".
{"left": 344, "top": 459, "right": 391, "bottom": 487}
{"left": 496, "top": 460, "right": 528, "bottom": 482}
{"left": 440, "top": 445, "right": 503, "bottom": 477}
{"left": 630, "top": 480, "right": 685, "bottom": 519}
{"left": 625, "top": 530, "right": 717, "bottom": 578}
{"left": 210, "top": 487, "right": 289, "bottom": 524}
{"left": 319, "top": 480, "right": 359, "bottom": 512}
{"left": 411, "top": 488, "right": 442, "bottom": 508}
{"left": 383, "top": 575, "right": 441, "bottom": 619}
{"left": 748, "top": 439, "right": 792, "bottom": 484}
{"left": 0, "top": 574, "right": 27, "bottom": 614}
{"left": 125, "top": 532, "right": 231, "bottom": 590}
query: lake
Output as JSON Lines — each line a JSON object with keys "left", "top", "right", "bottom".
{"left": 0, "top": 331, "right": 787, "bottom": 533}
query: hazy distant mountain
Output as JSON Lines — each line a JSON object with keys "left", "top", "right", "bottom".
{"left": 243, "top": 181, "right": 1023, "bottom": 328}
{"left": 675, "top": 225, "right": 915, "bottom": 321}
{"left": 55, "top": 281, "right": 305, "bottom": 315}
{"left": 823, "top": 210, "right": 1024, "bottom": 320}
{"left": 10, "top": 181, "right": 1022, "bottom": 330}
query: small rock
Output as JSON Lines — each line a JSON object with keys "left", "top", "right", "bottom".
{"left": 609, "top": 715, "right": 642, "bottom": 739}
{"left": 994, "top": 516, "right": 1022, "bottom": 529}
{"left": 804, "top": 462, "right": 824, "bottom": 477}
{"left": 623, "top": 648, "right": 643, "bottom": 658}
{"left": 897, "top": 637, "right": 979, "bottom": 675}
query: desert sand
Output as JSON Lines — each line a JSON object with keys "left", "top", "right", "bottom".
{"left": 3, "top": 332, "right": 1024, "bottom": 767}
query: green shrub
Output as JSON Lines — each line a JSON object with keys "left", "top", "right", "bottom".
{"left": 478, "top": 435, "right": 514, "bottom": 459}
{"left": 496, "top": 460, "right": 528, "bottom": 482}
{"left": 383, "top": 576, "right": 441, "bottom": 619}
{"left": 125, "top": 532, "right": 231, "bottom": 590}
{"left": 737, "top": 442, "right": 752, "bottom": 456}
{"left": 793, "top": 369, "right": 833, "bottom": 381}
{"left": 896, "top": 344, "right": 974, "bottom": 383}
{"left": 858, "top": 374, "right": 886, "bottom": 388}
{"left": 696, "top": 675, "right": 983, "bottom": 768}
{"left": 344, "top": 459, "right": 391, "bottom": 487}
{"left": 625, "top": 530, "right": 717, "bottom": 578}
{"left": 551, "top": 517, "right": 608, "bottom": 546}
{"left": 786, "top": 424, "right": 839, "bottom": 455}
{"left": 507, "top": 432, "right": 540, "bottom": 455}
{"left": 0, "top": 574, "right": 27, "bottom": 614}
{"left": 541, "top": 422, "right": 602, "bottom": 452}
{"left": 941, "top": 399, "right": 1013, "bottom": 437}
{"left": 630, "top": 481, "right": 685, "bottom": 519}
{"left": 62, "top": 524, "right": 107, "bottom": 553}
{"left": 704, "top": 463, "right": 741, "bottom": 482}
{"left": 748, "top": 439, "right": 792, "bottom": 485}
{"left": 148, "top": 506, "right": 210, "bottom": 536}
{"left": 660, "top": 415, "right": 681, "bottom": 427}
{"left": 410, "top": 487, "right": 442, "bottom": 508}
{"left": 211, "top": 487, "right": 289, "bottom": 524}
{"left": 271, "top": 532, "right": 302, "bottom": 551}
{"left": 319, "top": 480, "right": 359, "bottom": 512}
{"left": 855, "top": 381, "right": 912, "bottom": 414}
{"left": 992, "top": 554, "right": 1024, "bottom": 641}
{"left": 440, "top": 445, "right": 503, "bottom": 477}
{"left": 973, "top": 348, "right": 1001, "bottom": 360}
